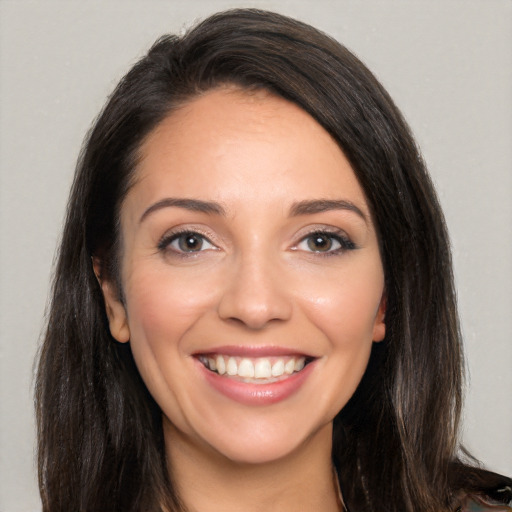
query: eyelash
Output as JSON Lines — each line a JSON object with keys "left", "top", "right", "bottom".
{"left": 294, "top": 229, "right": 356, "bottom": 256}
{"left": 157, "top": 228, "right": 356, "bottom": 257}
{"left": 157, "top": 229, "right": 217, "bottom": 256}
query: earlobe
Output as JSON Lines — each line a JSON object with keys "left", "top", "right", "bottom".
{"left": 372, "top": 294, "right": 386, "bottom": 342}
{"left": 92, "top": 257, "right": 130, "bottom": 343}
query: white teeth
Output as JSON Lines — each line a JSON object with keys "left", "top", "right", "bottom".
{"left": 254, "top": 358, "right": 272, "bottom": 378}
{"left": 284, "top": 359, "right": 295, "bottom": 374}
{"left": 238, "top": 358, "right": 255, "bottom": 378}
{"left": 226, "top": 357, "right": 238, "bottom": 376}
{"left": 271, "top": 360, "right": 285, "bottom": 377}
{"left": 201, "top": 354, "right": 309, "bottom": 380}
{"left": 216, "top": 355, "right": 226, "bottom": 375}
{"left": 294, "top": 357, "right": 305, "bottom": 371}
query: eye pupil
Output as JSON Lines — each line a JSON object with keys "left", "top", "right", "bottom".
{"left": 308, "top": 234, "right": 332, "bottom": 252}
{"left": 179, "top": 233, "right": 203, "bottom": 252}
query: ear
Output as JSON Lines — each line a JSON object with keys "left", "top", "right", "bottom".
{"left": 92, "top": 257, "right": 130, "bottom": 343}
{"left": 372, "top": 293, "right": 386, "bottom": 342}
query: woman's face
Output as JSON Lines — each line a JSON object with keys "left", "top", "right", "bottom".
{"left": 100, "top": 87, "right": 386, "bottom": 465}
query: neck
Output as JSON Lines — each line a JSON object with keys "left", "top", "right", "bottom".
{"left": 164, "top": 420, "right": 342, "bottom": 512}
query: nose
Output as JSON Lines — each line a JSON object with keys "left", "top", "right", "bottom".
{"left": 217, "top": 253, "right": 293, "bottom": 329}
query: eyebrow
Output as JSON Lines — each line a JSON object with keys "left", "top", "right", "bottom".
{"left": 140, "top": 198, "right": 226, "bottom": 223}
{"left": 139, "top": 197, "right": 367, "bottom": 224}
{"left": 289, "top": 199, "right": 367, "bottom": 223}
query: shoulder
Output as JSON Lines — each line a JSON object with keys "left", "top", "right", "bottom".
{"left": 457, "top": 492, "right": 512, "bottom": 512}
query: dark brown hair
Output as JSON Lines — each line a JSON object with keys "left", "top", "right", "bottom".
{"left": 35, "top": 9, "right": 510, "bottom": 512}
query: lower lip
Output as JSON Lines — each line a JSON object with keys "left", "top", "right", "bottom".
{"left": 197, "top": 359, "right": 316, "bottom": 406}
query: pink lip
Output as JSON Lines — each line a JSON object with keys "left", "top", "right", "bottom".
{"left": 195, "top": 357, "right": 316, "bottom": 406}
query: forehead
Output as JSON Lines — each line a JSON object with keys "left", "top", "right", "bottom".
{"left": 126, "top": 86, "right": 370, "bottom": 219}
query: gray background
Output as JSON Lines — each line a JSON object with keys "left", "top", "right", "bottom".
{"left": 0, "top": 1, "right": 510, "bottom": 510}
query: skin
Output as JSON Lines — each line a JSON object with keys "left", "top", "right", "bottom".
{"left": 97, "top": 86, "right": 386, "bottom": 512}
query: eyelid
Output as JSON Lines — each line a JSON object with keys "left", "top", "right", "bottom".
{"left": 295, "top": 235, "right": 341, "bottom": 252}
{"left": 157, "top": 226, "right": 219, "bottom": 254}
{"left": 293, "top": 225, "right": 350, "bottom": 242}
{"left": 291, "top": 226, "right": 356, "bottom": 254}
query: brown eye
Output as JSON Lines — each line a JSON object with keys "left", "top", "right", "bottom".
{"left": 295, "top": 231, "right": 356, "bottom": 254}
{"left": 159, "top": 231, "right": 216, "bottom": 254}
{"left": 307, "top": 233, "right": 335, "bottom": 252}
{"left": 177, "top": 233, "right": 204, "bottom": 252}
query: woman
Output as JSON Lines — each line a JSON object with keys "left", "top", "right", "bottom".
{"left": 35, "top": 9, "right": 511, "bottom": 512}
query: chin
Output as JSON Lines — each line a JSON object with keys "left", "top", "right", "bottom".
{"left": 201, "top": 418, "right": 332, "bottom": 467}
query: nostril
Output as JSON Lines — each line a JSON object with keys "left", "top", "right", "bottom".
{"left": 220, "top": 309, "right": 289, "bottom": 330}
{"left": 217, "top": 285, "right": 293, "bottom": 329}
{"left": 215, "top": 257, "right": 293, "bottom": 328}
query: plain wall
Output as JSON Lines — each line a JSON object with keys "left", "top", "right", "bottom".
{"left": 0, "top": 1, "right": 510, "bottom": 510}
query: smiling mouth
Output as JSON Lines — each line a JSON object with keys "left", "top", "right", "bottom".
{"left": 196, "top": 354, "right": 312, "bottom": 383}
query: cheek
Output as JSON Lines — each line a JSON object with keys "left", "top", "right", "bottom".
{"left": 124, "top": 265, "right": 219, "bottom": 337}
{"left": 294, "top": 264, "right": 383, "bottom": 416}
{"left": 121, "top": 266, "right": 222, "bottom": 422}
{"left": 297, "top": 262, "right": 384, "bottom": 346}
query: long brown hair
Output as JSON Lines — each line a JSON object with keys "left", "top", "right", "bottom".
{"left": 35, "top": 9, "right": 508, "bottom": 512}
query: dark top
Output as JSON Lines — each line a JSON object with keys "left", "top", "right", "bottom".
{"left": 460, "top": 492, "right": 512, "bottom": 511}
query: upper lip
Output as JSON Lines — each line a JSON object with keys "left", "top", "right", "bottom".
{"left": 192, "top": 345, "right": 317, "bottom": 358}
